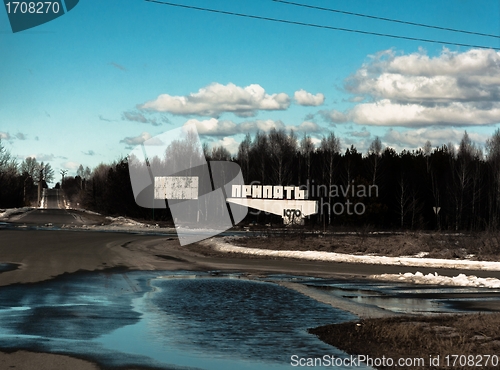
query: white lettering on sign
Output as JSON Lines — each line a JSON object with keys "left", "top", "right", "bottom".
{"left": 252, "top": 185, "right": 262, "bottom": 198}
{"left": 231, "top": 185, "right": 307, "bottom": 200}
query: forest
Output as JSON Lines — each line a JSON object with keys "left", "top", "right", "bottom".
{"left": 2, "top": 127, "right": 500, "bottom": 231}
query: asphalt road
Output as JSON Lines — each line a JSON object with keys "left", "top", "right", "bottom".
{"left": 42, "top": 188, "right": 64, "bottom": 209}
{"left": 13, "top": 189, "right": 84, "bottom": 226}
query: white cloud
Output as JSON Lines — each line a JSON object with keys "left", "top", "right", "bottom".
{"left": 337, "top": 48, "right": 500, "bottom": 127}
{"left": 139, "top": 83, "right": 290, "bottom": 117}
{"left": 347, "top": 127, "right": 371, "bottom": 138}
{"left": 294, "top": 89, "right": 325, "bottom": 106}
{"left": 348, "top": 96, "right": 365, "bottom": 103}
{"left": 210, "top": 137, "right": 240, "bottom": 155}
{"left": 186, "top": 118, "right": 238, "bottom": 136}
{"left": 239, "top": 119, "right": 286, "bottom": 133}
{"left": 291, "top": 121, "right": 321, "bottom": 132}
{"left": 349, "top": 100, "right": 500, "bottom": 126}
{"left": 382, "top": 127, "right": 489, "bottom": 151}
{"left": 26, "top": 153, "right": 56, "bottom": 161}
{"left": 0, "top": 132, "right": 28, "bottom": 141}
{"left": 342, "top": 137, "right": 371, "bottom": 153}
{"left": 320, "top": 110, "right": 348, "bottom": 123}
{"left": 184, "top": 118, "right": 321, "bottom": 136}
{"left": 310, "top": 136, "right": 322, "bottom": 147}
{"left": 61, "top": 161, "right": 80, "bottom": 170}
{"left": 119, "top": 132, "right": 164, "bottom": 146}
{"left": 122, "top": 111, "right": 168, "bottom": 126}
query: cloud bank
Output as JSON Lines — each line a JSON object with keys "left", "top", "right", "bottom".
{"left": 139, "top": 83, "right": 291, "bottom": 118}
{"left": 184, "top": 118, "right": 322, "bottom": 136}
{"left": 323, "top": 48, "right": 500, "bottom": 127}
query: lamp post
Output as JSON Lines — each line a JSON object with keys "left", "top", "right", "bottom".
{"left": 60, "top": 169, "right": 68, "bottom": 189}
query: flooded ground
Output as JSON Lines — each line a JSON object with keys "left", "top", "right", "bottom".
{"left": 299, "top": 277, "right": 500, "bottom": 314}
{"left": 0, "top": 271, "right": 363, "bottom": 370}
{"left": 0, "top": 270, "right": 498, "bottom": 369}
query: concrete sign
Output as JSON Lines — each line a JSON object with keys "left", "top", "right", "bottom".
{"left": 127, "top": 124, "right": 247, "bottom": 246}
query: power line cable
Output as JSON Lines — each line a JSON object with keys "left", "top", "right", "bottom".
{"left": 144, "top": 0, "right": 499, "bottom": 50}
{"left": 273, "top": 0, "right": 500, "bottom": 39}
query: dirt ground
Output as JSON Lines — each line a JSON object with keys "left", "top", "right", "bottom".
{"left": 310, "top": 313, "right": 500, "bottom": 369}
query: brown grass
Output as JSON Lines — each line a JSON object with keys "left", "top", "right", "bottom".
{"left": 228, "top": 231, "right": 500, "bottom": 261}
{"left": 309, "top": 313, "right": 500, "bottom": 369}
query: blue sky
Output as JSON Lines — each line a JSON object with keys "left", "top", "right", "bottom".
{"left": 1, "top": 0, "right": 500, "bottom": 182}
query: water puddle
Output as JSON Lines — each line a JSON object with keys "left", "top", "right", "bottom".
{"left": 0, "top": 263, "right": 19, "bottom": 273}
{"left": 301, "top": 278, "right": 500, "bottom": 314}
{"left": 0, "top": 271, "right": 368, "bottom": 369}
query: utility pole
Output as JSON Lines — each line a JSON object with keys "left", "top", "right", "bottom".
{"left": 60, "top": 169, "right": 68, "bottom": 189}
{"left": 37, "top": 165, "right": 44, "bottom": 207}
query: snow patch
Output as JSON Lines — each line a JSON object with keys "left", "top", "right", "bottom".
{"left": 0, "top": 207, "right": 34, "bottom": 220}
{"left": 106, "top": 216, "right": 148, "bottom": 227}
{"left": 210, "top": 241, "right": 500, "bottom": 271}
{"left": 371, "top": 272, "right": 500, "bottom": 288}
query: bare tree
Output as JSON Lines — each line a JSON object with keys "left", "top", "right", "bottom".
{"left": 368, "top": 136, "right": 382, "bottom": 185}
{"left": 486, "top": 128, "right": 500, "bottom": 227}
{"left": 20, "top": 157, "right": 38, "bottom": 179}
{"left": 397, "top": 173, "right": 412, "bottom": 228}
{"left": 455, "top": 131, "right": 474, "bottom": 229}
{"left": 299, "top": 133, "right": 314, "bottom": 185}
{"left": 249, "top": 131, "right": 269, "bottom": 184}
{"left": 0, "top": 139, "right": 17, "bottom": 175}
{"left": 0, "top": 139, "right": 19, "bottom": 206}
{"left": 469, "top": 146, "right": 483, "bottom": 230}
{"left": 211, "top": 145, "right": 231, "bottom": 161}
{"left": 237, "top": 133, "right": 251, "bottom": 182}
{"left": 423, "top": 140, "right": 432, "bottom": 173}
{"left": 77, "top": 164, "right": 85, "bottom": 189}
{"left": 268, "top": 128, "right": 296, "bottom": 185}
{"left": 83, "top": 166, "right": 91, "bottom": 180}
{"left": 319, "top": 132, "right": 340, "bottom": 224}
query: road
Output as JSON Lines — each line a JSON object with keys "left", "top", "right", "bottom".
{"left": 12, "top": 189, "right": 87, "bottom": 226}
{"left": 40, "top": 188, "right": 65, "bottom": 209}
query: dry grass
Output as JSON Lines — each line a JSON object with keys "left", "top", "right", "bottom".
{"left": 309, "top": 313, "right": 500, "bottom": 369}
{"left": 229, "top": 231, "right": 500, "bottom": 261}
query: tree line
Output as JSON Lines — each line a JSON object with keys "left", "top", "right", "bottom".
{"left": 234, "top": 129, "right": 500, "bottom": 231}
{"left": 4, "top": 128, "right": 500, "bottom": 231}
{"left": 0, "top": 139, "right": 54, "bottom": 208}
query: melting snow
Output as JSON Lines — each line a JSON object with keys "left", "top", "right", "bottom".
{"left": 0, "top": 207, "right": 34, "bottom": 220}
{"left": 371, "top": 272, "right": 500, "bottom": 288}
{"left": 211, "top": 241, "right": 500, "bottom": 271}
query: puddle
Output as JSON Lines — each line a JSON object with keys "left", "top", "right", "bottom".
{"left": 0, "top": 271, "right": 368, "bottom": 370}
{"left": 302, "top": 278, "right": 500, "bottom": 314}
{"left": 0, "top": 263, "right": 19, "bottom": 273}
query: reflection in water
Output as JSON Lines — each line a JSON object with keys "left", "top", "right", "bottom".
{"left": 0, "top": 271, "right": 366, "bottom": 370}
{"left": 301, "top": 278, "right": 500, "bottom": 314}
